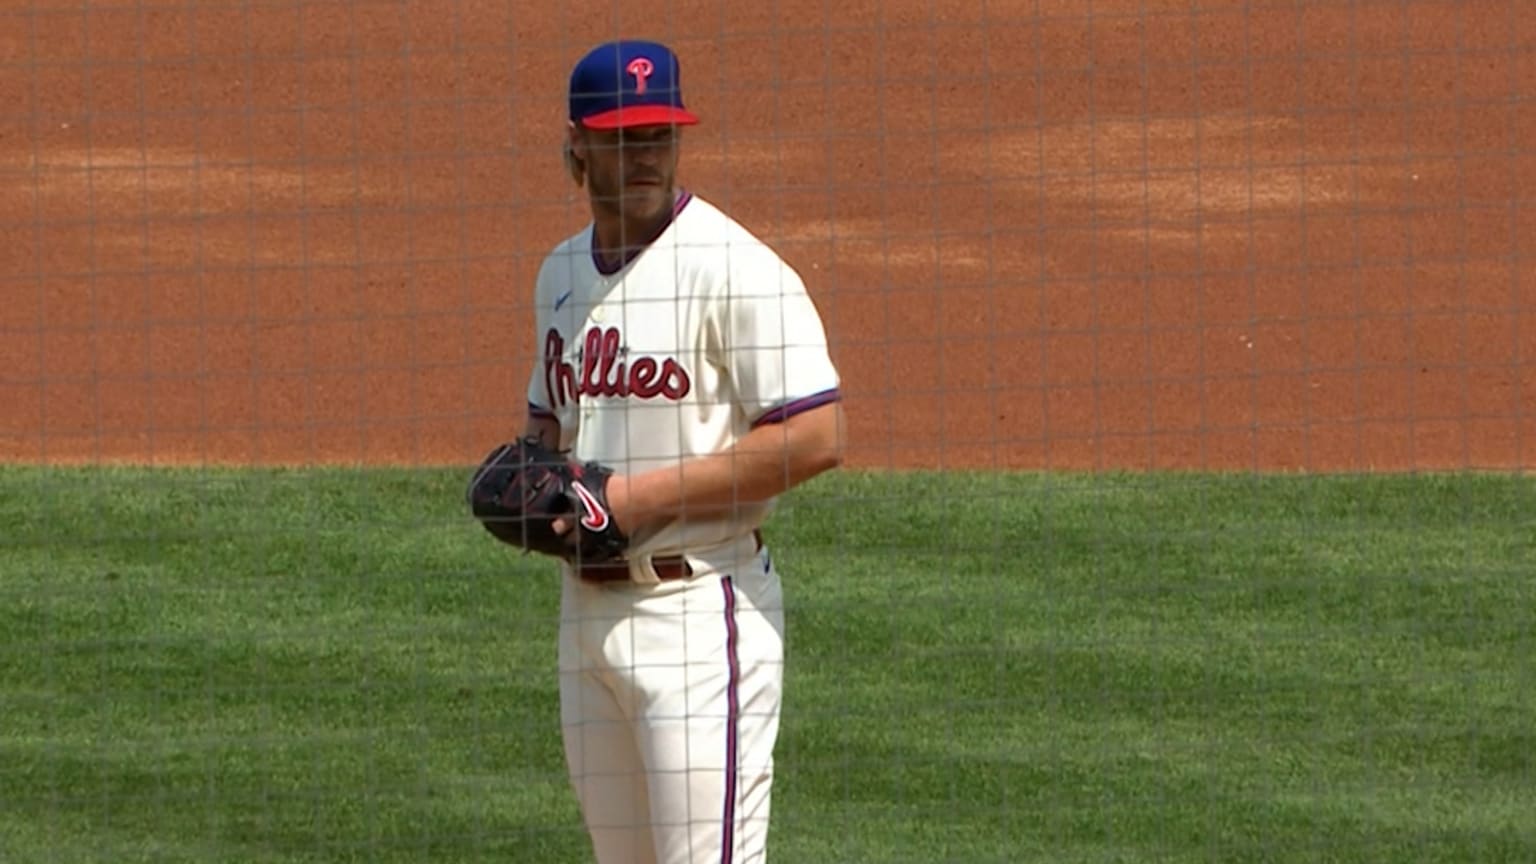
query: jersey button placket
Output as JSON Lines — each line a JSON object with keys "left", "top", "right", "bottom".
{"left": 580, "top": 306, "right": 599, "bottom": 421}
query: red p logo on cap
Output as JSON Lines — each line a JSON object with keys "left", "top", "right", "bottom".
{"left": 627, "top": 57, "right": 655, "bottom": 95}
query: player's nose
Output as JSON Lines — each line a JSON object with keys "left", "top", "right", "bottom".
{"left": 623, "top": 157, "right": 664, "bottom": 184}
{"left": 626, "top": 145, "right": 661, "bottom": 167}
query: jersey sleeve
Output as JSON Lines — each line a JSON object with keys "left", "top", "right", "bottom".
{"left": 724, "top": 257, "right": 842, "bottom": 427}
{"left": 524, "top": 258, "right": 558, "bottom": 421}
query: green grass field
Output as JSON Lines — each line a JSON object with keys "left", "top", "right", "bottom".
{"left": 2, "top": 465, "right": 1533, "bottom": 863}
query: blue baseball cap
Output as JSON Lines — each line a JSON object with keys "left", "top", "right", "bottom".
{"left": 568, "top": 39, "right": 700, "bottom": 130}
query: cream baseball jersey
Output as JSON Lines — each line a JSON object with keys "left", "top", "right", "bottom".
{"left": 526, "top": 190, "right": 842, "bottom": 560}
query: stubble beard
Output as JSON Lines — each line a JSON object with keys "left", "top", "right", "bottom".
{"left": 591, "top": 176, "right": 675, "bottom": 245}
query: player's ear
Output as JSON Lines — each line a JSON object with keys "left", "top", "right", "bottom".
{"left": 564, "top": 141, "right": 585, "bottom": 188}
{"left": 564, "top": 123, "right": 586, "bottom": 188}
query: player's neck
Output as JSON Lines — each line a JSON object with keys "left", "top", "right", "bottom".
{"left": 590, "top": 190, "right": 681, "bottom": 271}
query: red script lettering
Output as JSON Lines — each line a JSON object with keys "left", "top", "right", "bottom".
{"left": 544, "top": 326, "right": 690, "bottom": 408}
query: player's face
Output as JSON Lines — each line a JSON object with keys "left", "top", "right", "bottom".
{"left": 575, "top": 124, "right": 681, "bottom": 226}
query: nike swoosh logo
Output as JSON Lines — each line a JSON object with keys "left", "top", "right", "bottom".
{"left": 571, "top": 481, "right": 610, "bottom": 531}
{"left": 553, "top": 290, "right": 573, "bottom": 311}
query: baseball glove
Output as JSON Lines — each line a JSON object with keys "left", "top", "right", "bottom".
{"left": 466, "top": 436, "right": 629, "bottom": 563}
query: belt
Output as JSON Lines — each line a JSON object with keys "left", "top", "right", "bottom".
{"left": 579, "top": 530, "right": 763, "bottom": 583}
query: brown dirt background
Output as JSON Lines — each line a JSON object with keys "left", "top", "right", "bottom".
{"left": 3, "top": 0, "right": 1532, "bottom": 472}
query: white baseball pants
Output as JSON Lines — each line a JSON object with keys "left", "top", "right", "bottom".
{"left": 558, "top": 543, "right": 785, "bottom": 864}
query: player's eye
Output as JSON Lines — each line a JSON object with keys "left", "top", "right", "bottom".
{"left": 621, "top": 128, "right": 676, "bottom": 148}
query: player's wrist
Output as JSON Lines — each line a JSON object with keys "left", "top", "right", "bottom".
{"left": 622, "top": 470, "right": 672, "bottom": 529}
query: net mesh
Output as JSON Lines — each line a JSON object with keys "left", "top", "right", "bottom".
{"left": 3, "top": 1, "right": 1532, "bottom": 862}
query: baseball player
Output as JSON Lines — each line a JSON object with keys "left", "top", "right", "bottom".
{"left": 521, "top": 39, "right": 846, "bottom": 864}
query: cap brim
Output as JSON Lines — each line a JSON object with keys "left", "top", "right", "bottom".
{"left": 580, "top": 105, "right": 700, "bottom": 130}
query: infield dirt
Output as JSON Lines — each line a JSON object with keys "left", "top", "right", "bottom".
{"left": 4, "top": 1, "right": 1531, "bottom": 471}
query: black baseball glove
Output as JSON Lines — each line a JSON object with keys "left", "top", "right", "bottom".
{"left": 466, "top": 436, "right": 629, "bottom": 563}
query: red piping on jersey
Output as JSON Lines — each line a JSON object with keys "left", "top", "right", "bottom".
{"left": 592, "top": 189, "right": 694, "bottom": 275}
{"left": 719, "top": 575, "right": 742, "bottom": 864}
{"left": 751, "top": 387, "right": 842, "bottom": 428}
